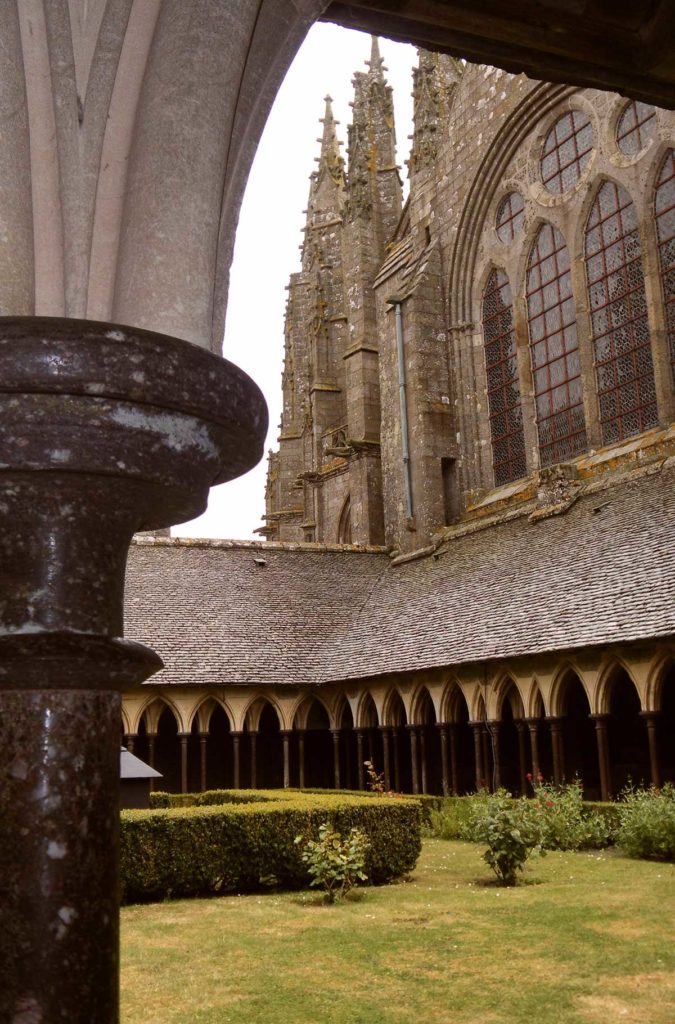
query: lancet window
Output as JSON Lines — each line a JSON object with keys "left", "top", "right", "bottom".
{"left": 526, "top": 223, "right": 587, "bottom": 466}
{"left": 585, "top": 180, "right": 658, "bottom": 444}
{"left": 654, "top": 148, "right": 675, "bottom": 373}
{"left": 482, "top": 269, "right": 526, "bottom": 484}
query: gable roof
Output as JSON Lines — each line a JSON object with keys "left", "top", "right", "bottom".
{"left": 125, "top": 464, "right": 675, "bottom": 686}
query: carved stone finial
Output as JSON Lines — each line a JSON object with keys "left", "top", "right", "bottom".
{"left": 317, "top": 94, "right": 345, "bottom": 186}
{"left": 409, "top": 50, "right": 462, "bottom": 174}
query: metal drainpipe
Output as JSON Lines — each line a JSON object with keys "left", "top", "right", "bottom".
{"left": 394, "top": 300, "right": 414, "bottom": 519}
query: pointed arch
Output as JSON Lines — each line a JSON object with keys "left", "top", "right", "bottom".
{"left": 337, "top": 494, "right": 352, "bottom": 544}
{"left": 585, "top": 179, "right": 657, "bottom": 444}
{"left": 481, "top": 266, "right": 526, "bottom": 484}
{"left": 654, "top": 147, "right": 675, "bottom": 375}
{"left": 382, "top": 688, "right": 407, "bottom": 727}
{"left": 356, "top": 691, "right": 379, "bottom": 729}
{"left": 526, "top": 221, "right": 587, "bottom": 465}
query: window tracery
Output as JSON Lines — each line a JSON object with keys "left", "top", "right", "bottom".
{"left": 616, "top": 101, "right": 656, "bottom": 157}
{"left": 495, "top": 192, "right": 524, "bottom": 243}
{"left": 526, "top": 223, "right": 587, "bottom": 465}
{"left": 540, "top": 111, "right": 594, "bottom": 194}
{"left": 585, "top": 181, "right": 658, "bottom": 444}
{"left": 654, "top": 148, "right": 675, "bottom": 373}
{"left": 482, "top": 269, "right": 527, "bottom": 484}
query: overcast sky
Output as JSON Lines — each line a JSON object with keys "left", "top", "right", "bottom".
{"left": 172, "top": 23, "right": 417, "bottom": 540}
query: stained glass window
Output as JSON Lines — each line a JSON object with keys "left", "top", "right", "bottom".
{"left": 526, "top": 223, "right": 587, "bottom": 465}
{"left": 655, "top": 149, "right": 675, "bottom": 373}
{"left": 482, "top": 269, "right": 527, "bottom": 484}
{"left": 541, "top": 111, "right": 594, "bottom": 194}
{"left": 585, "top": 181, "right": 658, "bottom": 444}
{"left": 496, "top": 192, "right": 525, "bottom": 243}
{"left": 616, "top": 101, "right": 656, "bottom": 157}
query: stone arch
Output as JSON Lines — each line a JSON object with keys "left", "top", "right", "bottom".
{"left": 247, "top": 697, "right": 284, "bottom": 789}
{"left": 450, "top": 82, "right": 576, "bottom": 325}
{"left": 655, "top": 658, "right": 675, "bottom": 784}
{"left": 599, "top": 662, "right": 651, "bottom": 793}
{"left": 555, "top": 668, "right": 600, "bottom": 797}
{"left": 439, "top": 681, "right": 474, "bottom": 795}
{"left": 494, "top": 678, "right": 527, "bottom": 796}
{"left": 356, "top": 690, "right": 380, "bottom": 729}
{"left": 410, "top": 685, "right": 442, "bottom": 795}
{"left": 356, "top": 690, "right": 384, "bottom": 791}
{"left": 337, "top": 494, "right": 352, "bottom": 544}
{"left": 293, "top": 695, "right": 332, "bottom": 790}
{"left": 335, "top": 695, "right": 357, "bottom": 791}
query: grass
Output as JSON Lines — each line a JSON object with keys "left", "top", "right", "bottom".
{"left": 121, "top": 839, "right": 675, "bottom": 1024}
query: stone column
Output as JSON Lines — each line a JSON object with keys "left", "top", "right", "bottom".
{"left": 437, "top": 724, "right": 450, "bottom": 796}
{"left": 249, "top": 731, "right": 258, "bottom": 789}
{"left": 488, "top": 721, "right": 501, "bottom": 790}
{"left": 125, "top": 734, "right": 137, "bottom": 754}
{"left": 392, "top": 727, "right": 401, "bottom": 792}
{"left": 178, "top": 734, "right": 189, "bottom": 794}
{"left": 298, "top": 731, "right": 306, "bottom": 789}
{"left": 0, "top": 318, "right": 266, "bottom": 1024}
{"left": 232, "top": 732, "right": 242, "bottom": 790}
{"left": 282, "top": 731, "right": 292, "bottom": 789}
{"left": 332, "top": 729, "right": 341, "bottom": 790}
{"left": 526, "top": 718, "right": 540, "bottom": 779}
{"left": 547, "top": 717, "right": 564, "bottom": 784}
{"left": 515, "top": 721, "right": 528, "bottom": 795}
{"left": 449, "top": 723, "right": 459, "bottom": 795}
{"left": 199, "top": 732, "right": 208, "bottom": 792}
{"left": 640, "top": 712, "right": 661, "bottom": 789}
{"left": 472, "top": 723, "right": 484, "bottom": 791}
{"left": 357, "top": 731, "right": 366, "bottom": 790}
{"left": 408, "top": 725, "right": 420, "bottom": 795}
{"left": 481, "top": 727, "right": 491, "bottom": 791}
{"left": 381, "top": 727, "right": 392, "bottom": 791}
{"left": 591, "top": 715, "right": 612, "bottom": 802}
{"left": 419, "top": 727, "right": 428, "bottom": 794}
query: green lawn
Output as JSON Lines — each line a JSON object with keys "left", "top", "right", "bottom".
{"left": 121, "top": 840, "right": 675, "bottom": 1024}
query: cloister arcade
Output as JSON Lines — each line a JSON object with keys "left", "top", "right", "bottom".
{"left": 123, "top": 644, "right": 674, "bottom": 803}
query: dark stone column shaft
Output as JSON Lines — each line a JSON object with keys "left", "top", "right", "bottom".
{"left": 331, "top": 729, "right": 341, "bottom": 790}
{"left": 381, "top": 727, "right": 391, "bottom": 791}
{"left": 298, "top": 732, "right": 306, "bottom": 789}
{"left": 199, "top": 733, "right": 208, "bottom": 792}
{"left": 641, "top": 712, "right": 661, "bottom": 788}
{"left": 472, "top": 724, "right": 483, "bottom": 791}
{"left": 409, "top": 726, "right": 420, "bottom": 795}
{"left": 438, "top": 723, "right": 449, "bottom": 796}
{"left": 1, "top": 690, "right": 121, "bottom": 1023}
{"left": 249, "top": 731, "right": 258, "bottom": 789}
{"left": 282, "top": 731, "right": 291, "bottom": 789}
{"left": 392, "top": 727, "right": 401, "bottom": 792}
{"left": 357, "top": 731, "right": 365, "bottom": 790}
{"left": 232, "top": 732, "right": 242, "bottom": 789}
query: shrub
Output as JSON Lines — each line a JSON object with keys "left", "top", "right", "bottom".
{"left": 296, "top": 823, "right": 370, "bottom": 902}
{"left": 615, "top": 783, "right": 675, "bottom": 861}
{"left": 120, "top": 790, "right": 421, "bottom": 904}
{"left": 460, "top": 789, "right": 544, "bottom": 885}
{"left": 528, "top": 777, "right": 614, "bottom": 850}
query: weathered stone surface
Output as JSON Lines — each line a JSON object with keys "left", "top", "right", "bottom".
{"left": 0, "top": 690, "right": 121, "bottom": 1024}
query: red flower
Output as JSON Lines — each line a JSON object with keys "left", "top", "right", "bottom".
{"left": 526, "top": 772, "right": 533, "bottom": 780}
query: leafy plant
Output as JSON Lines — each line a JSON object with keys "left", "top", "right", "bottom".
{"left": 527, "top": 775, "right": 613, "bottom": 850}
{"left": 615, "top": 783, "right": 675, "bottom": 861}
{"left": 364, "top": 759, "right": 385, "bottom": 794}
{"left": 295, "top": 822, "right": 370, "bottom": 903}
{"left": 460, "top": 789, "right": 544, "bottom": 885}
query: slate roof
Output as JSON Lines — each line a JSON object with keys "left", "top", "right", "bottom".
{"left": 125, "top": 465, "right": 675, "bottom": 687}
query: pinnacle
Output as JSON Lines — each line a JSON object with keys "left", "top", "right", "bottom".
{"left": 316, "top": 93, "right": 345, "bottom": 185}
{"left": 366, "top": 35, "right": 385, "bottom": 78}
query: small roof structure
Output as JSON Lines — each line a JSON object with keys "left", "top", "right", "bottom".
{"left": 120, "top": 747, "right": 162, "bottom": 780}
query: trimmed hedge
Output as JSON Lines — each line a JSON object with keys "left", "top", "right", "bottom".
{"left": 427, "top": 795, "right": 621, "bottom": 843}
{"left": 121, "top": 790, "right": 421, "bottom": 904}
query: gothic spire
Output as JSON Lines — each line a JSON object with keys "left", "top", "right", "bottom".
{"left": 346, "top": 36, "right": 400, "bottom": 224}
{"left": 409, "top": 50, "right": 462, "bottom": 175}
{"left": 317, "top": 94, "right": 345, "bottom": 186}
